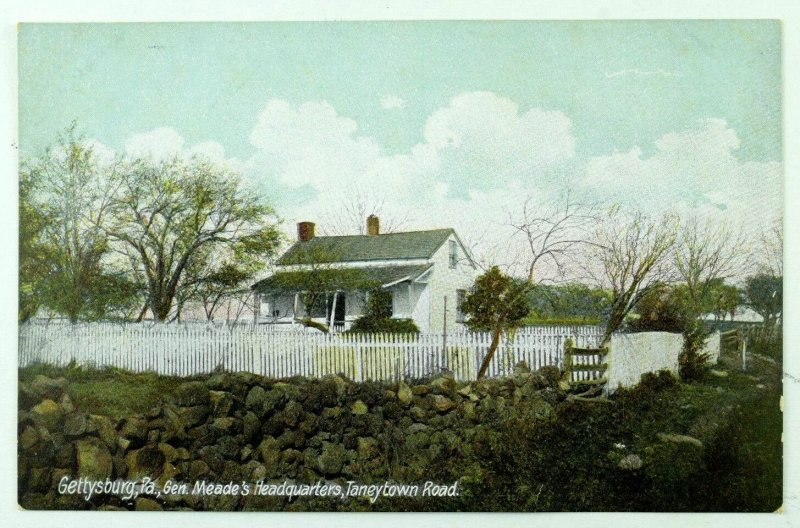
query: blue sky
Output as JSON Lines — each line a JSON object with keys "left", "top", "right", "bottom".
{"left": 17, "top": 20, "right": 783, "bottom": 266}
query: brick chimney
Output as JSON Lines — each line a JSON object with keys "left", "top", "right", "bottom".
{"left": 297, "top": 221, "right": 316, "bottom": 242}
{"left": 367, "top": 215, "right": 380, "bottom": 236}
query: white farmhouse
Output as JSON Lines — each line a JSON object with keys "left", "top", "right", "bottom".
{"left": 252, "top": 216, "right": 478, "bottom": 332}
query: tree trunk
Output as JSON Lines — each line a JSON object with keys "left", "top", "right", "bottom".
{"left": 477, "top": 325, "right": 503, "bottom": 380}
{"left": 298, "top": 317, "right": 330, "bottom": 334}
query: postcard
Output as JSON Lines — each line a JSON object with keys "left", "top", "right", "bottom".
{"left": 5, "top": 3, "right": 797, "bottom": 527}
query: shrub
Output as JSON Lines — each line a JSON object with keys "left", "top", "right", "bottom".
{"left": 347, "top": 287, "right": 420, "bottom": 334}
{"left": 679, "top": 322, "right": 711, "bottom": 381}
{"left": 638, "top": 369, "right": 678, "bottom": 392}
{"left": 347, "top": 317, "right": 420, "bottom": 334}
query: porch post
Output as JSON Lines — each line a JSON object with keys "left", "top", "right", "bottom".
{"left": 330, "top": 291, "right": 339, "bottom": 332}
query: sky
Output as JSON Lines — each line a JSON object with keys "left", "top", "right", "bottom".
{"left": 17, "top": 20, "right": 783, "bottom": 272}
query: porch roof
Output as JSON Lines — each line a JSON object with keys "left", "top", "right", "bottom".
{"left": 252, "top": 264, "right": 433, "bottom": 294}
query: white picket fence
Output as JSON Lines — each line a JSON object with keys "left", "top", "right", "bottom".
{"left": 18, "top": 322, "right": 603, "bottom": 382}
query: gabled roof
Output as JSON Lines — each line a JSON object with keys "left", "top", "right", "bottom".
{"left": 278, "top": 228, "right": 455, "bottom": 265}
{"left": 253, "top": 264, "right": 433, "bottom": 293}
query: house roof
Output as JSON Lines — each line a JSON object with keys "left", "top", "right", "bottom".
{"left": 253, "top": 264, "right": 434, "bottom": 293}
{"left": 277, "top": 229, "right": 455, "bottom": 265}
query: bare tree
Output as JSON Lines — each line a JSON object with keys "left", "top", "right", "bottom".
{"left": 508, "top": 192, "right": 601, "bottom": 284}
{"left": 759, "top": 216, "right": 783, "bottom": 278}
{"left": 674, "top": 217, "right": 749, "bottom": 320}
{"left": 318, "top": 187, "right": 409, "bottom": 235}
{"left": 584, "top": 208, "right": 679, "bottom": 344}
{"left": 461, "top": 193, "right": 599, "bottom": 379}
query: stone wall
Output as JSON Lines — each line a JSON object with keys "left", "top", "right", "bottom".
{"left": 18, "top": 363, "right": 564, "bottom": 511}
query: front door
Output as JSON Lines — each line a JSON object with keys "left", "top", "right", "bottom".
{"left": 326, "top": 292, "right": 346, "bottom": 331}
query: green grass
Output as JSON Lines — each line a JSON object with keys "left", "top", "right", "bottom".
{"left": 19, "top": 362, "right": 188, "bottom": 419}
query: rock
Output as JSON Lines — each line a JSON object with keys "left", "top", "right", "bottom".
{"left": 618, "top": 454, "right": 643, "bottom": 470}
{"left": 157, "top": 442, "right": 178, "bottom": 463}
{"left": 710, "top": 369, "right": 729, "bottom": 378}
{"left": 30, "top": 375, "right": 68, "bottom": 400}
{"left": 242, "top": 412, "right": 260, "bottom": 442}
{"left": 28, "top": 467, "right": 52, "bottom": 493}
{"left": 172, "top": 381, "right": 210, "bottom": 407}
{"left": 430, "top": 376, "right": 456, "bottom": 394}
{"left": 357, "top": 437, "right": 380, "bottom": 459}
{"left": 412, "top": 385, "right": 431, "bottom": 396}
{"left": 351, "top": 400, "right": 368, "bottom": 415}
{"left": 321, "top": 407, "right": 343, "bottom": 420}
{"left": 118, "top": 416, "right": 149, "bottom": 447}
{"left": 216, "top": 435, "right": 240, "bottom": 459}
{"left": 321, "top": 374, "right": 348, "bottom": 399}
{"left": 178, "top": 405, "right": 210, "bottom": 428}
{"left": 30, "top": 399, "right": 63, "bottom": 431}
{"left": 317, "top": 442, "right": 347, "bottom": 476}
{"left": 397, "top": 381, "right": 413, "bottom": 406}
{"left": 513, "top": 361, "right": 531, "bottom": 376}
{"left": 188, "top": 459, "right": 211, "bottom": 481}
{"left": 63, "top": 413, "right": 88, "bottom": 437}
{"left": 246, "top": 386, "right": 283, "bottom": 417}
{"left": 210, "top": 417, "right": 237, "bottom": 435}
{"left": 258, "top": 437, "right": 282, "bottom": 472}
{"left": 55, "top": 442, "right": 75, "bottom": 468}
{"left": 406, "top": 423, "right": 430, "bottom": 434}
{"left": 125, "top": 445, "right": 166, "bottom": 480}
{"left": 135, "top": 497, "right": 163, "bottom": 511}
{"left": 283, "top": 401, "right": 305, "bottom": 427}
{"left": 86, "top": 414, "right": 117, "bottom": 448}
{"left": 209, "top": 390, "right": 234, "bottom": 417}
{"left": 75, "top": 438, "right": 113, "bottom": 480}
{"left": 409, "top": 406, "right": 427, "bottom": 421}
{"left": 198, "top": 445, "right": 226, "bottom": 475}
{"left": 207, "top": 372, "right": 233, "bottom": 391}
{"left": 558, "top": 380, "right": 571, "bottom": 391}
{"left": 59, "top": 393, "right": 74, "bottom": 413}
{"left": 19, "top": 425, "right": 39, "bottom": 450}
{"left": 430, "top": 394, "right": 456, "bottom": 412}
{"left": 657, "top": 433, "right": 703, "bottom": 449}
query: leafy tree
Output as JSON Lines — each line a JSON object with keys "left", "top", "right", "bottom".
{"left": 460, "top": 266, "right": 531, "bottom": 379}
{"left": 103, "top": 155, "right": 281, "bottom": 322}
{"left": 19, "top": 125, "right": 139, "bottom": 322}
{"left": 628, "top": 283, "right": 689, "bottom": 333}
{"left": 709, "top": 281, "right": 740, "bottom": 322}
{"left": 526, "top": 283, "right": 611, "bottom": 323}
{"left": 18, "top": 166, "right": 53, "bottom": 321}
{"left": 744, "top": 274, "right": 782, "bottom": 329}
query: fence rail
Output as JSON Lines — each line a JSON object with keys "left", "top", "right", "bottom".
{"left": 18, "top": 322, "right": 603, "bottom": 382}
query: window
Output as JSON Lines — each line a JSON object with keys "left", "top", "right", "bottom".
{"left": 449, "top": 240, "right": 458, "bottom": 269}
{"left": 456, "top": 289, "right": 467, "bottom": 322}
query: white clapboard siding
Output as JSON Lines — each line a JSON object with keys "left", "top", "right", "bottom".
{"left": 18, "top": 322, "right": 603, "bottom": 382}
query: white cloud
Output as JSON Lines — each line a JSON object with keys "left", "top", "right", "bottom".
{"left": 381, "top": 94, "right": 406, "bottom": 110}
{"left": 579, "top": 118, "right": 782, "bottom": 242}
{"left": 108, "top": 100, "right": 781, "bottom": 280}
{"left": 124, "top": 127, "right": 186, "bottom": 162}
{"left": 243, "top": 92, "right": 578, "bottom": 244}
{"left": 421, "top": 92, "right": 575, "bottom": 194}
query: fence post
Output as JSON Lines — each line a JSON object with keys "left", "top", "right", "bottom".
{"left": 741, "top": 334, "right": 747, "bottom": 372}
{"left": 356, "top": 338, "right": 363, "bottom": 383}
